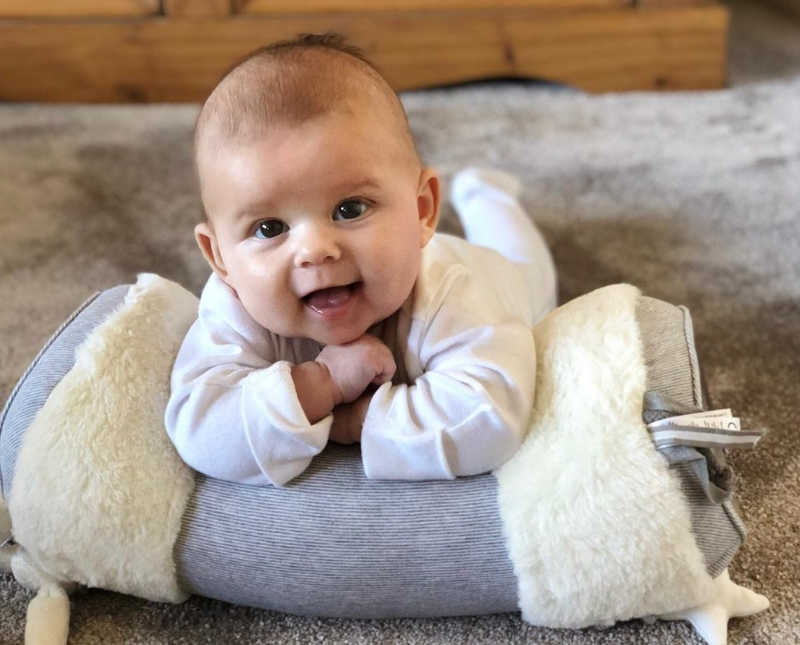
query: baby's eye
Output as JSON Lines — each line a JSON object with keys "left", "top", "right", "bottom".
{"left": 333, "top": 199, "right": 369, "bottom": 221}
{"left": 254, "top": 219, "right": 288, "bottom": 239}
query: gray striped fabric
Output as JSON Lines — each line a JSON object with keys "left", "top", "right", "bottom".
{"left": 176, "top": 448, "right": 516, "bottom": 617}
{"left": 0, "top": 285, "right": 744, "bottom": 617}
{"left": 639, "top": 301, "right": 704, "bottom": 406}
{"left": 636, "top": 297, "right": 744, "bottom": 577}
{"left": 0, "top": 287, "right": 129, "bottom": 500}
{"left": 671, "top": 461, "right": 747, "bottom": 578}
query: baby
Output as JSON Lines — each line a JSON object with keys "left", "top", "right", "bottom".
{"left": 165, "top": 33, "right": 558, "bottom": 486}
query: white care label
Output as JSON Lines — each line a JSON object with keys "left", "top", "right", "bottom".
{"left": 646, "top": 407, "right": 764, "bottom": 449}
{"left": 648, "top": 409, "right": 741, "bottom": 432}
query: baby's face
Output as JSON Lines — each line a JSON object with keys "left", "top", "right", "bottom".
{"left": 196, "top": 108, "right": 439, "bottom": 346}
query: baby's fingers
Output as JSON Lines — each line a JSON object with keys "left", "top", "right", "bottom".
{"left": 371, "top": 353, "right": 396, "bottom": 385}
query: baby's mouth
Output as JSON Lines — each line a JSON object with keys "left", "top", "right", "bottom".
{"left": 302, "top": 282, "right": 362, "bottom": 313}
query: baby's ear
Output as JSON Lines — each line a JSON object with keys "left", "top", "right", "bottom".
{"left": 194, "top": 222, "right": 229, "bottom": 280}
{"left": 417, "top": 167, "right": 441, "bottom": 247}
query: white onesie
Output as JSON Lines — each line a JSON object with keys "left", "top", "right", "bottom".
{"left": 165, "top": 169, "right": 558, "bottom": 486}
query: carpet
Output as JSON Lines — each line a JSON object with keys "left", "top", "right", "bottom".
{"left": 1, "top": 6, "right": 798, "bottom": 645}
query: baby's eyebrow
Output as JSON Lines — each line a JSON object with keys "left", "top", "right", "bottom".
{"left": 330, "top": 177, "right": 380, "bottom": 195}
{"left": 233, "top": 201, "right": 273, "bottom": 221}
{"left": 232, "top": 177, "right": 381, "bottom": 221}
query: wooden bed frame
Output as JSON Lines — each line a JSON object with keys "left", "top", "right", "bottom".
{"left": 0, "top": 0, "right": 728, "bottom": 102}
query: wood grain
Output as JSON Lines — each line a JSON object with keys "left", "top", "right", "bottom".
{"left": 0, "top": 3, "right": 729, "bottom": 101}
{"left": 164, "top": 0, "right": 232, "bottom": 17}
{"left": 0, "top": 0, "right": 159, "bottom": 17}
{"left": 235, "top": 0, "right": 629, "bottom": 13}
{"left": 636, "top": 0, "right": 710, "bottom": 6}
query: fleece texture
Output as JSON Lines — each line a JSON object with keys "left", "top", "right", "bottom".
{"left": 8, "top": 274, "right": 197, "bottom": 603}
{"left": 495, "top": 284, "right": 715, "bottom": 628}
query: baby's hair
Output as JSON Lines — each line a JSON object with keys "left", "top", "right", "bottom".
{"left": 244, "top": 32, "right": 377, "bottom": 75}
{"left": 194, "top": 32, "right": 418, "bottom": 177}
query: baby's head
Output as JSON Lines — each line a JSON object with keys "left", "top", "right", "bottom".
{"left": 194, "top": 33, "right": 440, "bottom": 346}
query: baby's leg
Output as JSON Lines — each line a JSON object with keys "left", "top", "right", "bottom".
{"left": 450, "top": 168, "right": 558, "bottom": 324}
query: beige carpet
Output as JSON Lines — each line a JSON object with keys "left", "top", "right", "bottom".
{"left": 1, "top": 1, "right": 798, "bottom": 643}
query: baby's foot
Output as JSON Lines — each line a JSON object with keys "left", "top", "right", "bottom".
{"left": 450, "top": 167, "right": 522, "bottom": 210}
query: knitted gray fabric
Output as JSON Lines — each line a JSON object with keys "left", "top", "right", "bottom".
{"left": 0, "top": 285, "right": 741, "bottom": 620}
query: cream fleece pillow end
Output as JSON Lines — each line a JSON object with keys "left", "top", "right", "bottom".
{"left": 8, "top": 274, "right": 198, "bottom": 602}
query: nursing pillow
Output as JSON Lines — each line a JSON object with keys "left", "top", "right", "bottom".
{"left": 0, "top": 274, "right": 768, "bottom": 645}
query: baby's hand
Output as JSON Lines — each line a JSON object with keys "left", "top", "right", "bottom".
{"left": 316, "top": 334, "right": 396, "bottom": 404}
{"left": 329, "top": 394, "right": 372, "bottom": 445}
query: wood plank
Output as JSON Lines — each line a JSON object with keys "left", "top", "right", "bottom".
{"left": 236, "top": 0, "right": 629, "bottom": 13}
{"left": 0, "top": 0, "right": 159, "bottom": 17}
{"left": 636, "top": 0, "right": 710, "bottom": 6}
{"left": 164, "top": 0, "right": 233, "bottom": 17}
{"left": 0, "top": 3, "right": 729, "bottom": 102}
{"left": 506, "top": 4, "right": 729, "bottom": 91}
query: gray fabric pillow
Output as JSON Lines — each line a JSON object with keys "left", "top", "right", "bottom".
{"left": 0, "top": 284, "right": 743, "bottom": 618}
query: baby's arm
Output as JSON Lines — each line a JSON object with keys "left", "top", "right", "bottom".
{"left": 165, "top": 349, "right": 332, "bottom": 487}
{"left": 289, "top": 360, "right": 340, "bottom": 423}
{"left": 359, "top": 261, "right": 536, "bottom": 480}
{"left": 164, "top": 272, "right": 391, "bottom": 487}
{"left": 165, "top": 311, "right": 396, "bottom": 487}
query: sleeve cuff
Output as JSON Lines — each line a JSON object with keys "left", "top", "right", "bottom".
{"left": 241, "top": 361, "right": 332, "bottom": 486}
{"left": 359, "top": 383, "right": 455, "bottom": 481}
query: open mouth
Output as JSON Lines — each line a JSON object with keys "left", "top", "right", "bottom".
{"left": 302, "top": 282, "right": 362, "bottom": 314}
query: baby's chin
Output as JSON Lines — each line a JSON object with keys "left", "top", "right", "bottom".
{"left": 305, "top": 324, "right": 372, "bottom": 347}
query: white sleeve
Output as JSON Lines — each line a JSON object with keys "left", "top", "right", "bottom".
{"left": 359, "top": 265, "right": 536, "bottom": 480}
{"left": 164, "top": 278, "right": 331, "bottom": 487}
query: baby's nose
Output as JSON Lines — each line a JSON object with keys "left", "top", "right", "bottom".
{"left": 293, "top": 226, "right": 342, "bottom": 268}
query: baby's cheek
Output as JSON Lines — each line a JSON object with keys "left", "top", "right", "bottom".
{"left": 241, "top": 287, "right": 282, "bottom": 328}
